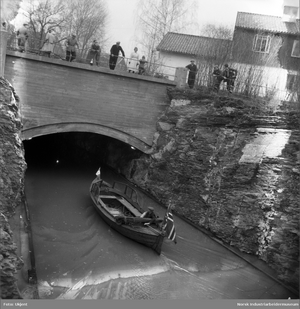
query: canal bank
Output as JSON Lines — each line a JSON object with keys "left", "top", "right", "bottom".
{"left": 104, "top": 88, "right": 300, "bottom": 293}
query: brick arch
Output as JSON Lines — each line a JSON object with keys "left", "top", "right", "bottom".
{"left": 21, "top": 123, "right": 153, "bottom": 153}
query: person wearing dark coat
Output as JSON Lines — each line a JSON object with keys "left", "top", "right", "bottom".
{"left": 212, "top": 65, "right": 223, "bottom": 92}
{"left": 109, "top": 41, "right": 125, "bottom": 70}
{"left": 86, "top": 39, "right": 101, "bottom": 66}
{"left": 185, "top": 59, "right": 198, "bottom": 89}
{"left": 223, "top": 64, "right": 238, "bottom": 93}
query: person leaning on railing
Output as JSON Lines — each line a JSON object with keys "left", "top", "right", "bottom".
{"left": 86, "top": 40, "right": 101, "bottom": 66}
{"left": 65, "top": 34, "right": 79, "bottom": 62}
{"left": 109, "top": 41, "right": 125, "bottom": 70}
{"left": 138, "top": 56, "right": 147, "bottom": 75}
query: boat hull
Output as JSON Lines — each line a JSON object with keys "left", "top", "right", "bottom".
{"left": 90, "top": 178, "right": 165, "bottom": 254}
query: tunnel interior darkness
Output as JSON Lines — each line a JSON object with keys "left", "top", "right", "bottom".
{"left": 23, "top": 132, "right": 143, "bottom": 170}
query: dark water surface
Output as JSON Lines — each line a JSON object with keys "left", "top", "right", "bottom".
{"left": 24, "top": 164, "right": 294, "bottom": 299}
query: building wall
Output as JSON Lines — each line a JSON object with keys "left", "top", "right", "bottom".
{"left": 158, "top": 51, "right": 230, "bottom": 86}
{"left": 232, "top": 63, "right": 289, "bottom": 99}
{"left": 278, "top": 33, "right": 300, "bottom": 71}
{"left": 158, "top": 49, "right": 297, "bottom": 100}
{"left": 232, "top": 28, "right": 282, "bottom": 68}
{"left": 158, "top": 52, "right": 193, "bottom": 81}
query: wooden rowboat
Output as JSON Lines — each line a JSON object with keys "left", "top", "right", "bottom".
{"left": 89, "top": 176, "right": 167, "bottom": 254}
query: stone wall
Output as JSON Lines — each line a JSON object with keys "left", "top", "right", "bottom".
{"left": 0, "top": 77, "right": 25, "bottom": 299}
{"left": 122, "top": 88, "right": 300, "bottom": 291}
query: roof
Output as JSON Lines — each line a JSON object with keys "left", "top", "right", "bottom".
{"left": 236, "top": 12, "right": 300, "bottom": 34}
{"left": 156, "top": 32, "right": 232, "bottom": 57}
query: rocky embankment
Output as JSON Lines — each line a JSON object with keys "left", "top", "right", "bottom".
{"left": 123, "top": 88, "right": 300, "bottom": 291}
{"left": 0, "top": 78, "right": 25, "bottom": 299}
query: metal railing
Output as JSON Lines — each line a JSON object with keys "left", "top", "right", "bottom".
{"left": 6, "top": 34, "right": 177, "bottom": 80}
{"left": 193, "top": 70, "right": 299, "bottom": 103}
{"left": 5, "top": 33, "right": 299, "bottom": 102}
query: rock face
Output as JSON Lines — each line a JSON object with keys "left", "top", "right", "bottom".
{"left": 0, "top": 78, "right": 26, "bottom": 298}
{"left": 122, "top": 88, "right": 300, "bottom": 291}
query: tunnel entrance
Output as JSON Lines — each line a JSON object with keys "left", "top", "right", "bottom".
{"left": 23, "top": 132, "right": 143, "bottom": 171}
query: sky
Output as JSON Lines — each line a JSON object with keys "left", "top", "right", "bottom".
{"left": 105, "top": 0, "right": 285, "bottom": 54}
{"left": 6, "top": 0, "right": 286, "bottom": 54}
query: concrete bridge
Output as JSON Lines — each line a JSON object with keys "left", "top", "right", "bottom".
{"left": 1, "top": 31, "right": 180, "bottom": 153}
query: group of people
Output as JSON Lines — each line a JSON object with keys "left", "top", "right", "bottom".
{"left": 212, "top": 64, "right": 238, "bottom": 93}
{"left": 64, "top": 37, "right": 148, "bottom": 74}
{"left": 125, "top": 46, "right": 148, "bottom": 74}
{"left": 15, "top": 25, "right": 147, "bottom": 72}
{"left": 16, "top": 23, "right": 58, "bottom": 56}
{"left": 109, "top": 43, "right": 147, "bottom": 74}
{"left": 185, "top": 59, "right": 237, "bottom": 93}
{"left": 15, "top": 25, "right": 237, "bottom": 91}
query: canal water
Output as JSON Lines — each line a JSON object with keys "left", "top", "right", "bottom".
{"left": 24, "top": 163, "right": 294, "bottom": 300}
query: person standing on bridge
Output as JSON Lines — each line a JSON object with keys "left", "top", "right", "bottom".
{"left": 65, "top": 34, "right": 79, "bottom": 62}
{"left": 17, "top": 23, "right": 29, "bottom": 52}
{"left": 127, "top": 47, "right": 139, "bottom": 73}
{"left": 138, "top": 56, "right": 147, "bottom": 75}
{"left": 109, "top": 41, "right": 125, "bottom": 70}
{"left": 86, "top": 39, "right": 101, "bottom": 66}
{"left": 40, "top": 29, "right": 56, "bottom": 58}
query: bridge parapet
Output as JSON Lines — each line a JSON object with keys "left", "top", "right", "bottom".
{"left": 4, "top": 50, "right": 177, "bottom": 153}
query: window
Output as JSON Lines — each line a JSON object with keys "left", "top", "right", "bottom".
{"left": 253, "top": 34, "right": 271, "bottom": 53}
{"left": 291, "top": 40, "right": 300, "bottom": 58}
{"left": 286, "top": 73, "right": 300, "bottom": 91}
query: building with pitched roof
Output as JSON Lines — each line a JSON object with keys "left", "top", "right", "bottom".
{"left": 232, "top": 9, "right": 299, "bottom": 99}
{"left": 156, "top": 0, "right": 299, "bottom": 100}
{"left": 156, "top": 32, "right": 232, "bottom": 84}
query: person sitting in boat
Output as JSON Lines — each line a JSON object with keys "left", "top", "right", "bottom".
{"left": 140, "top": 207, "right": 159, "bottom": 226}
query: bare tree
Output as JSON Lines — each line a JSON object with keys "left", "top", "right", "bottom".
{"left": 191, "top": 24, "right": 233, "bottom": 88}
{"left": 136, "top": 0, "right": 197, "bottom": 69}
{"left": 62, "top": 0, "right": 108, "bottom": 58}
{"left": 22, "top": 0, "right": 66, "bottom": 50}
{"left": 200, "top": 23, "right": 233, "bottom": 40}
{"left": 231, "top": 30, "right": 283, "bottom": 98}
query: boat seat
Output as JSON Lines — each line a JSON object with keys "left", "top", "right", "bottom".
{"left": 99, "top": 195, "right": 119, "bottom": 199}
{"left": 117, "top": 197, "right": 141, "bottom": 217}
{"left": 97, "top": 197, "right": 117, "bottom": 215}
